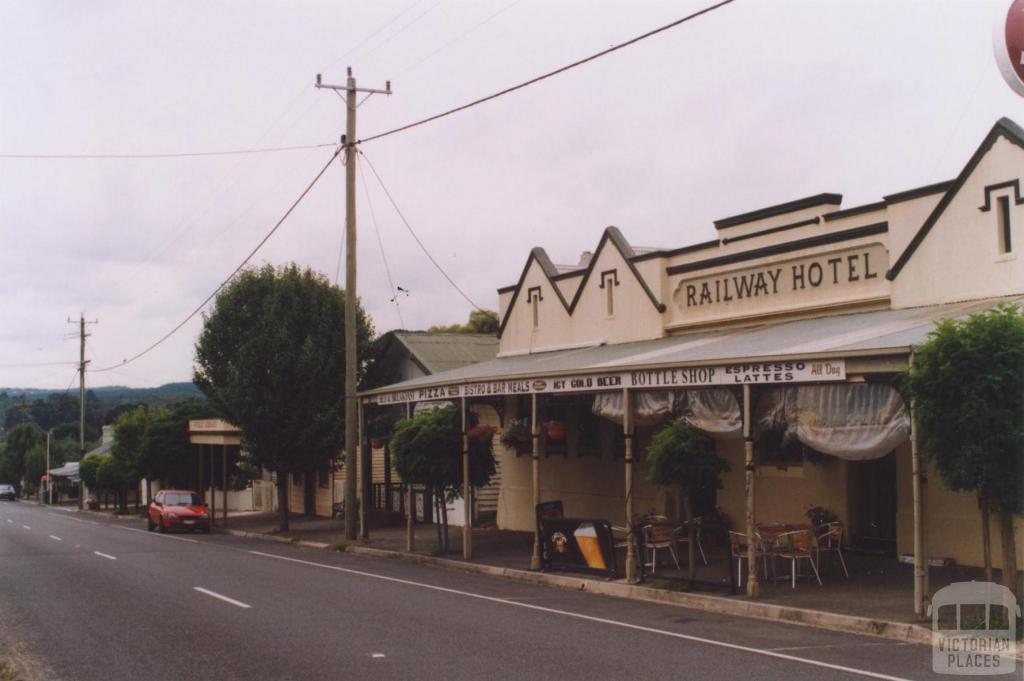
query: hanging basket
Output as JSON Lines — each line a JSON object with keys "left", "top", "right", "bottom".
{"left": 467, "top": 424, "right": 497, "bottom": 442}
{"left": 370, "top": 437, "right": 387, "bottom": 449}
{"left": 546, "top": 420, "right": 567, "bottom": 442}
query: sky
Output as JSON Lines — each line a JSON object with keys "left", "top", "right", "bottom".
{"left": 1, "top": 0, "right": 1021, "bottom": 390}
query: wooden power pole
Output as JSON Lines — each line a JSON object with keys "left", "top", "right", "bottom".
{"left": 68, "top": 314, "right": 97, "bottom": 510}
{"left": 316, "top": 68, "right": 391, "bottom": 540}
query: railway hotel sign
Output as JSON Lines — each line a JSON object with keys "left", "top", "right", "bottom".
{"left": 671, "top": 244, "right": 889, "bottom": 325}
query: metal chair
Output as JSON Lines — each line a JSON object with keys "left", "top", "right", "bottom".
{"left": 642, "top": 523, "right": 680, "bottom": 574}
{"left": 815, "top": 521, "right": 849, "bottom": 578}
{"left": 775, "top": 529, "right": 822, "bottom": 588}
{"left": 673, "top": 519, "right": 708, "bottom": 566}
{"left": 729, "top": 531, "right": 767, "bottom": 588}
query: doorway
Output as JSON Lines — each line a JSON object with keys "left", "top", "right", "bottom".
{"left": 848, "top": 452, "right": 898, "bottom": 555}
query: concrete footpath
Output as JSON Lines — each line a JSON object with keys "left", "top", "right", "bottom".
{"left": 202, "top": 509, "right": 937, "bottom": 647}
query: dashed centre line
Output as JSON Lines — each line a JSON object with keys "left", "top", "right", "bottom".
{"left": 193, "top": 587, "right": 251, "bottom": 609}
{"left": 22, "top": 525, "right": 30, "bottom": 530}
{"left": 94, "top": 551, "right": 117, "bottom": 561}
{"left": 49, "top": 535, "right": 62, "bottom": 541}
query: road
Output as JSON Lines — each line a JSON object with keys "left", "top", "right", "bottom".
{"left": 0, "top": 501, "right": 960, "bottom": 681}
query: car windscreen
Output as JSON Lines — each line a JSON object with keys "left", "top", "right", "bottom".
{"left": 0, "top": 485, "right": 13, "bottom": 492}
{"left": 164, "top": 493, "right": 202, "bottom": 506}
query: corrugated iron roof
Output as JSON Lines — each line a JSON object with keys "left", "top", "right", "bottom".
{"left": 393, "top": 332, "right": 499, "bottom": 375}
{"left": 363, "top": 295, "right": 1022, "bottom": 395}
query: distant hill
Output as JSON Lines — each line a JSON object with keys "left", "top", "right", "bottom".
{"left": 0, "top": 382, "right": 204, "bottom": 435}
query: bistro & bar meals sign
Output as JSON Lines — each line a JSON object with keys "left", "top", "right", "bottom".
{"left": 372, "top": 359, "right": 845, "bottom": 404}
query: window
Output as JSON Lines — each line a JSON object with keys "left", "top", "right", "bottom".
{"left": 998, "top": 195, "right": 1013, "bottom": 254}
{"left": 292, "top": 471, "right": 303, "bottom": 487}
{"left": 318, "top": 462, "right": 330, "bottom": 489}
{"left": 527, "top": 287, "right": 543, "bottom": 329}
{"left": 600, "top": 270, "right": 619, "bottom": 317}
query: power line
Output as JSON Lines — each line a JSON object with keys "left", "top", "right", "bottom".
{"left": 0, "top": 142, "right": 336, "bottom": 160}
{"left": 0, "top": 361, "right": 77, "bottom": 368}
{"left": 357, "top": 154, "right": 405, "bottom": 328}
{"left": 90, "top": 147, "right": 342, "bottom": 373}
{"left": 358, "top": 149, "right": 483, "bottom": 312}
{"left": 358, "top": 0, "right": 735, "bottom": 145}
{"left": 350, "top": 0, "right": 446, "bottom": 68}
{"left": 395, "top": 0, "right": 525, "bottom": 78}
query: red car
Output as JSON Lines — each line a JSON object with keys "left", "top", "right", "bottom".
{"left": 148, "top": 490, "right": 211, "bottom": 534}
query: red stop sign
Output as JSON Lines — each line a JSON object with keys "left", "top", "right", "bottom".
{"left": 995, "top": 0, "right": 1024, "bottom": 96}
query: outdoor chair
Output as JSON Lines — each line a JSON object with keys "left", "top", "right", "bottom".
{"left": 815, "top": 521, "right": 849, "bottom": 578}
{"left": 673, "top": 519, "right": 708, "bottom": 566}
{"left": 642, "top": 523, "right": 680, "bottom": 574}
{"left": 775, "top": 529, "right": 822, "bottom": 588}
{"left": 729, "top": 531, "right": 767, "bottom": 589}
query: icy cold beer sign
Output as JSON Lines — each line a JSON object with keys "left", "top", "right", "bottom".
{"left": 372, "top": 360, "right": 845, "bottom": 404}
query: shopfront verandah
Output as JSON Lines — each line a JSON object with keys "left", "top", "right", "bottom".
{"left": 359, "top": 295, "right": 1022, "bottom": 618}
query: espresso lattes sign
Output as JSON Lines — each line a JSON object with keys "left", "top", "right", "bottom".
{"left": 671, "top": 244, "right": 889, "bottom": 324}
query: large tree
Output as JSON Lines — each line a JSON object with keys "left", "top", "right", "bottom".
{"left": 908, "top": 303, "right": 1023, "bottom": 597}
{"left": 1, "top": 423, "right": 41, "bottom": 494}
{"left": 427, "top": 309, "right": 499, "bottom": 335}
{"left": 193, "top": 264, "right": 373, "bottom": 531}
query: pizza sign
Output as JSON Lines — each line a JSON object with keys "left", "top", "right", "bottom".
{"left": 994, "top": 0, "right": 1024, "bottom": 96}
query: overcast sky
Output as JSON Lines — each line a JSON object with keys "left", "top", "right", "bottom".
{"left": 1, "top": 0, "right": 1020, "bottom": 390}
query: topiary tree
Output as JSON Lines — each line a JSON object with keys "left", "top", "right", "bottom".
{"left": 646, "top": 418, "right": 730, "bottom": 577}
{"left": 390, "top": 405, "right": 496, "bottom": 554}
{"left": 908, "top": 303, "right": 1023, "bottom": 597}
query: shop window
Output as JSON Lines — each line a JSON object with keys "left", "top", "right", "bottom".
{"left": 755, "top": 428, "right": 825, "bottom": 469}
{"left": 998, "top": 195, "right": 1013, "bottom": 254}
{"left": 292, "top": 471, "right": 303, "bottom": 487}
{"left": 318, "top": 462, "right": 330, "bottom": 489}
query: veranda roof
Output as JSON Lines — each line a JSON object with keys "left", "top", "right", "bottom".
{"left": 361, "top": 295, "right": 1021, "bottom": 401}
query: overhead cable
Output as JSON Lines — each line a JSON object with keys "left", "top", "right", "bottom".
{"left": 358, "top": 0, "right": 735, "bottom": 145}
{"left": 90, "top": 147, "right": 341, "bottom": 372}
{"left": 357, "top": 154, "right": 406, "bottom": 328}
{"left": 358, "top": 150, "right": 484, "bottom": 312}
{"left": 0, "top": 142, "right": 336, "bottom": 160}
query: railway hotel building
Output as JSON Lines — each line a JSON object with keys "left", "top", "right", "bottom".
{"left": 362, "top": 117, "right": 1024, "bottom": 588}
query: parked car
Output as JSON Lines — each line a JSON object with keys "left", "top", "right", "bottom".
{"left": 0, "top": 484, "right": 16, "bottom": 501}
{"left": 147, "top": 489, "right": 210, "bottom": 534}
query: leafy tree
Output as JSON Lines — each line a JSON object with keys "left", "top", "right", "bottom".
{"left": 645, "top": 418, "right": 730, "bottom": 578}
{"left": 427, "top": 309, "right": 499, "bottom": 335}
{"left": 390, "top": 405, "right": 495, "bottom": 554}
{"left": 2, "top": 423, "right": 41, "bottom": 494}
{"left": 110, "top": 407, "right": 148, "bottom": 512}
{"left": 139, "top": 400, "right": 213, "bottom": 490}
{"left": 79, "top": 456, "right": 102, "bottom": 492}
{"left": 908, "top": 303, "right": 1023, "bottom": 596}
{"left": 194, "top": 263, "right": 374, "bottom": 531}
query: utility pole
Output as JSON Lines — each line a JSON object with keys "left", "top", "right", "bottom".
{"left": 316, "top": 68, "right": 391, "bottom": 541}
{"left": 69, "top": 315, "right": 97, "bottom": 510}
{"left": 45, "top": 431, "right": 50, "bottom": 505}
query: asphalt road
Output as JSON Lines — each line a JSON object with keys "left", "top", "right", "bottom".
{"left": 0, "top": 501, "right": 986, "bottom": 681}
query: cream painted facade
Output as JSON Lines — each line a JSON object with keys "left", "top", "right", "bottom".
{"left": 368, "top": 118, "right": 1024, "bottom": 572}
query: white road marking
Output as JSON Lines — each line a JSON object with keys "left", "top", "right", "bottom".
{"left": 371, "top": 653, "right": 386, "bottom": 659}
{"left": 249, "top": 551, "right": 915, "bottom": 681}
{"left": 94, "top": 551, "right": 117, "bottom": 560}
{"left": 22, "top": 525, "right": 30, "bottom": 530}
{"left": 193, "top": 587, "right": 251, "bottom": 609}
{"left": 6, "top": 519, "right": 12, "bottom": 523}
{"left": 769, "top": 642, "right": 914, "bottom": 652}
{"left": 116, "top": 526, "right": 199, "bottom": 543}
{"left": 49, "top": 535, "right": 62, "bottom": 541}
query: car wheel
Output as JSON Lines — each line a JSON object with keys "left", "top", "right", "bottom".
{"left": 158, "top": 516, "right": 167, "bottom": 533}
